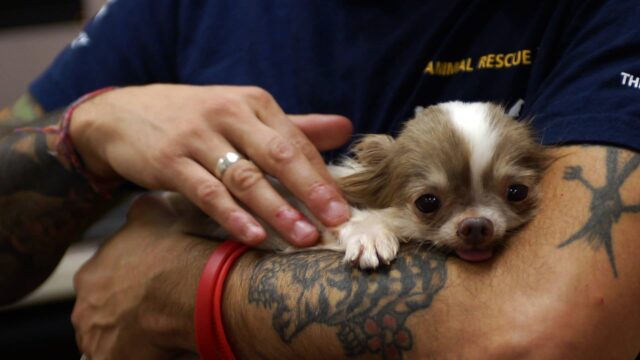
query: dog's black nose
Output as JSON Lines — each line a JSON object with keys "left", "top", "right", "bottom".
{"left": 457, "top": 217, "right": 494, "bottom": 245}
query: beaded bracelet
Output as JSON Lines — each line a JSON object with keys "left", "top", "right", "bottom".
{"left": 195, "top": 241, "right": 249, "bottom": 360}
{"left": 15, "top": 86, "right": 118, "bottom": 198}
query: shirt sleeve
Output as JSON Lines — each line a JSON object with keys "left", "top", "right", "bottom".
{"left": 523, "top": 0, "right": 640, "bottom": 152}
{"left": 29, "top": 0, "right": 179, "bottom": 112}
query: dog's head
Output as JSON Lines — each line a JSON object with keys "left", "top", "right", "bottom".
{"left": 337, "top": 102, "right": 550, "bottom": 261}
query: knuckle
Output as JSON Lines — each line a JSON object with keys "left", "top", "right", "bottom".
{"left": 151, "top": 147, "right": 180, "bottom": 170}
{"left": 73, "top": 267, "right": 87, "bottom": 290}
{"left": 267, "top": 135, "right": 296, "bottom": 165}
{"left": 173, "top": 119, "right": 201, "bottom": 138}
{"left": 204, "top": 95, "right": 240, "bottom": 117}
{"left": 70, "top": 307, "right": 81, "bottom": 327}
{"left": 228, "top": 161, "right": 263, "bottom": 192}
{"left": 195, "top": 181, "right": 226, "bottom": 205}
{"left": 292, "top": 136, "right": 318, "bottom": 159}
{"left": 244, "top": 86, "right": 272, "bottom": 105}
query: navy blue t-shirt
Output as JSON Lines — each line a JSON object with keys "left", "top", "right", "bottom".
{"left": 30, "top": 0, "right": 640, "bottom": 153}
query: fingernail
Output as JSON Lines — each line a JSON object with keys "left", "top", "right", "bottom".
{"left": 292, "top": 220, "right": 318, "bottom": 246}
{"left": 322, "top": 200, "right": 350, "bottom": 225}
{"left": 229, "top": 211, "right": 265, "bottom": 245}
{"left": 243, "top": 223, "right": 266, "bottom": 245}
{"left": 309, "top": 184, "right": 350, "bottom": 224}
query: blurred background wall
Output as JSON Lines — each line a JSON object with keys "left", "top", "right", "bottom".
{"left": 0, "top": 0, "right": 104, "bottom": 106}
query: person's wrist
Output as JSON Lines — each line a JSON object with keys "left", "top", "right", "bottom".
{"left": 137, "top": 236, "right": 218, "bottom": 354}
{"left": 69, "top": 89, "right": 122, "bottom": 181}
{"left": 220, "top": 250, "right": 265, "bottom": 359}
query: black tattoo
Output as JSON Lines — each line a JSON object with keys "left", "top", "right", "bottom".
{"left": 0, "top": 99, "right": 117, "bottom": 304}
{"left": 248, "top": 246, "right": 447, "bottom": 359}
{"left": 0, "top": 125, "right": 85, "bottom": 196}
{"left": 559, "top": 148, "right": 640, "bottom": 277}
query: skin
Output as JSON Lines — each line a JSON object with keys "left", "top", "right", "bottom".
{"left": 0, "top": 94, "right": 109, "bottom": 305}
{"left": 2, "top": 89, "right": 639, "bottom": 358}
{"left": 0, "top": 86, "right": 352, "bottom": 304}
{"left": 71, "top": 84, "right": 352, "bottom": 246}
{"left": 71, "top": 145, "right": 640, "bottom": 359}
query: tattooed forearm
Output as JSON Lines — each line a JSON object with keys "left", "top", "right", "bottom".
{"left": 0, "top": 93, "right": 44, "bottom": 135}
{"left": 248, "top": 245, "right": 447, "bottom": 360}
{"left": 559, "top": 148, "right": 640, "bottom": 277}
{"left": 0, "top": 95, "right": 117, "bottom": 304}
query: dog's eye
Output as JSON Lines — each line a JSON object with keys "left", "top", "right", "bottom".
{"left": 507, "top": 184, "right": 529, "bottom": 202}
{"left": 415, "top": 194, "right": 440, "bottom": 213}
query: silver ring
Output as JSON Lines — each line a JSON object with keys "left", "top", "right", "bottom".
{"left": 215, "top": 152, "right": 245, "bottom": 179}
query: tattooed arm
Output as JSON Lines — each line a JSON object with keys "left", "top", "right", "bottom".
{"left": 71, "top": 145, "right": 640, "bottom": 358}
{"left": 0, "top": 94, "right": 116, "bottom": 305}
{"left": 221, "top": 145, "right": 640, "bottom": 359}
{"left": 0, "top": 84, "right": 352, "bottom": 306}
{"left": 0, "top": 85, "right": 353, "bottom": 306}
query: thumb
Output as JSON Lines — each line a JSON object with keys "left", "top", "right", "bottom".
{"left": 289, "top": 114, "right": 353, "bottom": 151}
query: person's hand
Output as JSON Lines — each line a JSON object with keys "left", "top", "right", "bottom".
{"left": 72, "top": 194, "right": 210, "bottom": 359}
{"left": 71, "top": 84, "right": 353, "bottom": 246}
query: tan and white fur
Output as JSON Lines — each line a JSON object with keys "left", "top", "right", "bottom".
{"left": 168, "top": 101, "right": 550, "bottom": 268}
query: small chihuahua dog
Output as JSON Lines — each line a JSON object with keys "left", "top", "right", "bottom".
{"left": 170, "top": 101, "right": 549, "bottom": 268}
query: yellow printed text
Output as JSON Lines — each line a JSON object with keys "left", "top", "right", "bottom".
{"left": 424, "top": 58, "right": 474, "bottom": 76}
{"left": 476, "top": 49, "right": 531, "bottom": 69}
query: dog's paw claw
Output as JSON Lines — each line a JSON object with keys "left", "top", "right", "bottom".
{"left": 339, "top": 213, "right": 399, "bottom": 269}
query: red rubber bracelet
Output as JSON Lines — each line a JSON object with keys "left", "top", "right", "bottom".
{"left": 195, "top": 241, "right": 239, "bottom": 360}
{"left": 195, "top": 241, "right": 248, "bottom": 360}
{"left": 212, "top": 244, "right": 250, "bottom": 360}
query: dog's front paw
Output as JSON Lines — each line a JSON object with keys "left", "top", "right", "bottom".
{"left": 338, "top": 211, "right": 399, "bottom": 269}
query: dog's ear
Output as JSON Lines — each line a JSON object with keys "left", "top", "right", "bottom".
{"left": 337, "top": 165, "right": 390, "bottom": 208}
{"left": 337, "top": 134, "right": 395, "bottom": 208}
{"left": 351, "top": 134, "right": 395, "bottom": 167}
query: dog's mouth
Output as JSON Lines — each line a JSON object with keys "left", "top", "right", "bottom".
{"left": 455, "top": 248, "right": 494, "bottom": 262}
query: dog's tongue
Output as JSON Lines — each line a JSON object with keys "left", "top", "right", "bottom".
{"left": 456, "top": 248, "right": 494, "bottom": 262}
